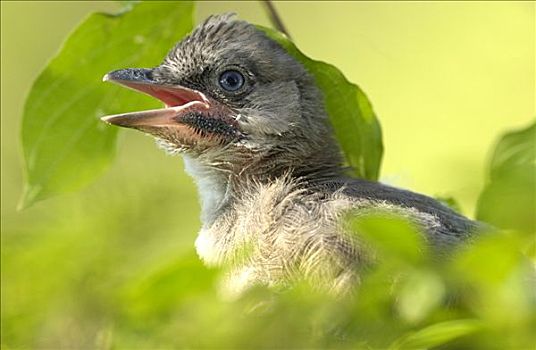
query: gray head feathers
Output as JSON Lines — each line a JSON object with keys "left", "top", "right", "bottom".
{"left": 150, "top": 13, "right": 344, "bottom": 180}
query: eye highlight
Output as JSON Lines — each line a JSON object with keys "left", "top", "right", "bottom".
{"left": 218, "top": 70, "right": 245, "bottom": 92}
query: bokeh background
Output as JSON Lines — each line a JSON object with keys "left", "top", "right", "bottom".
{"left": 1, "top": 1, "right": 534, "bottom": 348}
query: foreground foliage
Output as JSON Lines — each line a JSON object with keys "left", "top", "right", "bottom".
{"left": 3, "top": 206, "right": 533, "bottom": 349}
{"left": 122, "top": 217, "right": 534, "bottom": 349}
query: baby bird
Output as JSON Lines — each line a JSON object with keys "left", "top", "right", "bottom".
{"left": 102, "top": 14, "right": 481, "bottom": 295}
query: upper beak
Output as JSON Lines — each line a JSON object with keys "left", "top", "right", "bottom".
{"left": 101, "top": 68, "right": 210, "bottom": 128}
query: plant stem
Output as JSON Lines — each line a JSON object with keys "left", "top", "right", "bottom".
{"left": 261, "top": 1, "right": 292, "bottom": 39}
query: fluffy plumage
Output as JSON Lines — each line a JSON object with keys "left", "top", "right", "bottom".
{"left": 103, "top": 14, "right": 482, "bottom": 295}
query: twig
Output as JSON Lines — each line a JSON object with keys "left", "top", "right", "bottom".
{"left": 261, "top": 0, "right": 292, "bottom": 40}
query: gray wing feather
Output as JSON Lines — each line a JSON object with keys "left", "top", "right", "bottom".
{"left": 314, "top": 177, "right": 486, "bottom": 248}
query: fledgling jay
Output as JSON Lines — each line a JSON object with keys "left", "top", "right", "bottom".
{"left": 102, "top": 14, "right": 481, "bottom": 295}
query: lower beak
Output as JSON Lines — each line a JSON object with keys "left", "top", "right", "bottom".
{"left": 101, "top": 68, "right": 210, "bottom": 129}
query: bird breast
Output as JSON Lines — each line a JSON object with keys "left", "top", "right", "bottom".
{"left": 194, "top": 175, "right": 364, "bottom": 295}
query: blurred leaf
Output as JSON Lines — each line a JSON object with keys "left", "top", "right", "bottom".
{"left": 350, "top": 214, "right": 427, "bottom": 265}
{"left": 448, "top": 231, "right": 534, "bottom": 335}
{"left": 450, "top": 232, "right": 523, "bottom": 288}
{"left": 476, "top": 121, "right": 535, "bottom": 232}
{"left": 396, "top": 269, "right": 445, "bottom": 324}
{"left": 488, "top": 121, "right": 535, "bottom": 181}
{"left": 389, "top": 319, "right": 483, "bottom": 350}
{"left": 259, "top": 27, "right": 383, "bottom": 180}
{"left": 122, "top": 253, "right": 216, "bottom": 320}
{"left": 20, "top": 1, "right": 194, "bottom": 208}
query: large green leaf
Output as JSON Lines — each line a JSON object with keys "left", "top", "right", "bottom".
{"left": 20, "top": 1, "right": 194, "bottom": 208}
{"left": 476, "top": 121, "right": 535, "bottom": 232}
{"left": 259, "top": 27, "right": 383, "bottom": 180}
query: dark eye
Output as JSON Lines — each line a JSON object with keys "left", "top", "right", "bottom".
{"left": 218, "top": 70, "right": 245, "bottom": 92}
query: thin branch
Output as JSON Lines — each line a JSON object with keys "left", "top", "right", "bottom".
{"left": 261, "top": 0, "right": 292, "bottom": 40}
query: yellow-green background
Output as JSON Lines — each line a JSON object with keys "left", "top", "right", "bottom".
{"left": 1, "top": 1, "right": 534, "bottom": 347}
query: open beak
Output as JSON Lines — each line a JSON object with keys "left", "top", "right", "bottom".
{"left": 101, "top": 68, "right": 211, "bottom": 128}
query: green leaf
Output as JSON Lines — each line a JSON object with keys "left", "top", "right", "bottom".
{"left": 389, "top": 319, "right": 483, "bottom": 350}
{"left": 350, "top": 214, "right": 427, "bottom": 265}
{"left": 20, "top": 1, "right": 194, "bottom": 208}
{"left": 122, "top": 253, "right": 217, "bottom": 320}
{"left": 259, "top": 27, "right": 383, "bottom": 180}
{"left": 395, "top": 269, "right": 445, "bottom": 324}
{"left": 450, "top": 232, "right": 523, "bottom": 288}
{"left": 476, "top": 120, "right": 535, "bottom": 232}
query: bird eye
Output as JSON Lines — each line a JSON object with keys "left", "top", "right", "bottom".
{"left": 218, "top": 70, "right": 245, "bottom": 92}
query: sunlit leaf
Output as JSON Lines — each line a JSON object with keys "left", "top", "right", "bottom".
{"left": 20, "top": 1, "right": 194, "bottom": 208}
{"left": 396, "top": 269, "right": 445, "bottom": 324}
{"left": 259, "top": 27, "right": 383, "bottom": 180}
{"left": 476, "top": 121, "right": 536, "bottom": 232}
{"left": 389, "top": 319, "right": 483, "bottom": 350}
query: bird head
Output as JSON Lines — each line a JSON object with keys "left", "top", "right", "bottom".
{"left": 102, "top": 14, "right": 342, "bottom": 177}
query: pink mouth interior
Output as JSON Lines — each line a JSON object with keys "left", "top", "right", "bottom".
{"left": 121, "top": 81, "right": 207, "bottom": 108}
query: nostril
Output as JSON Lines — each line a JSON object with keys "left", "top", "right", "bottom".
{"left": 144, "top": 69, "right": 154, "bottom": 81}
